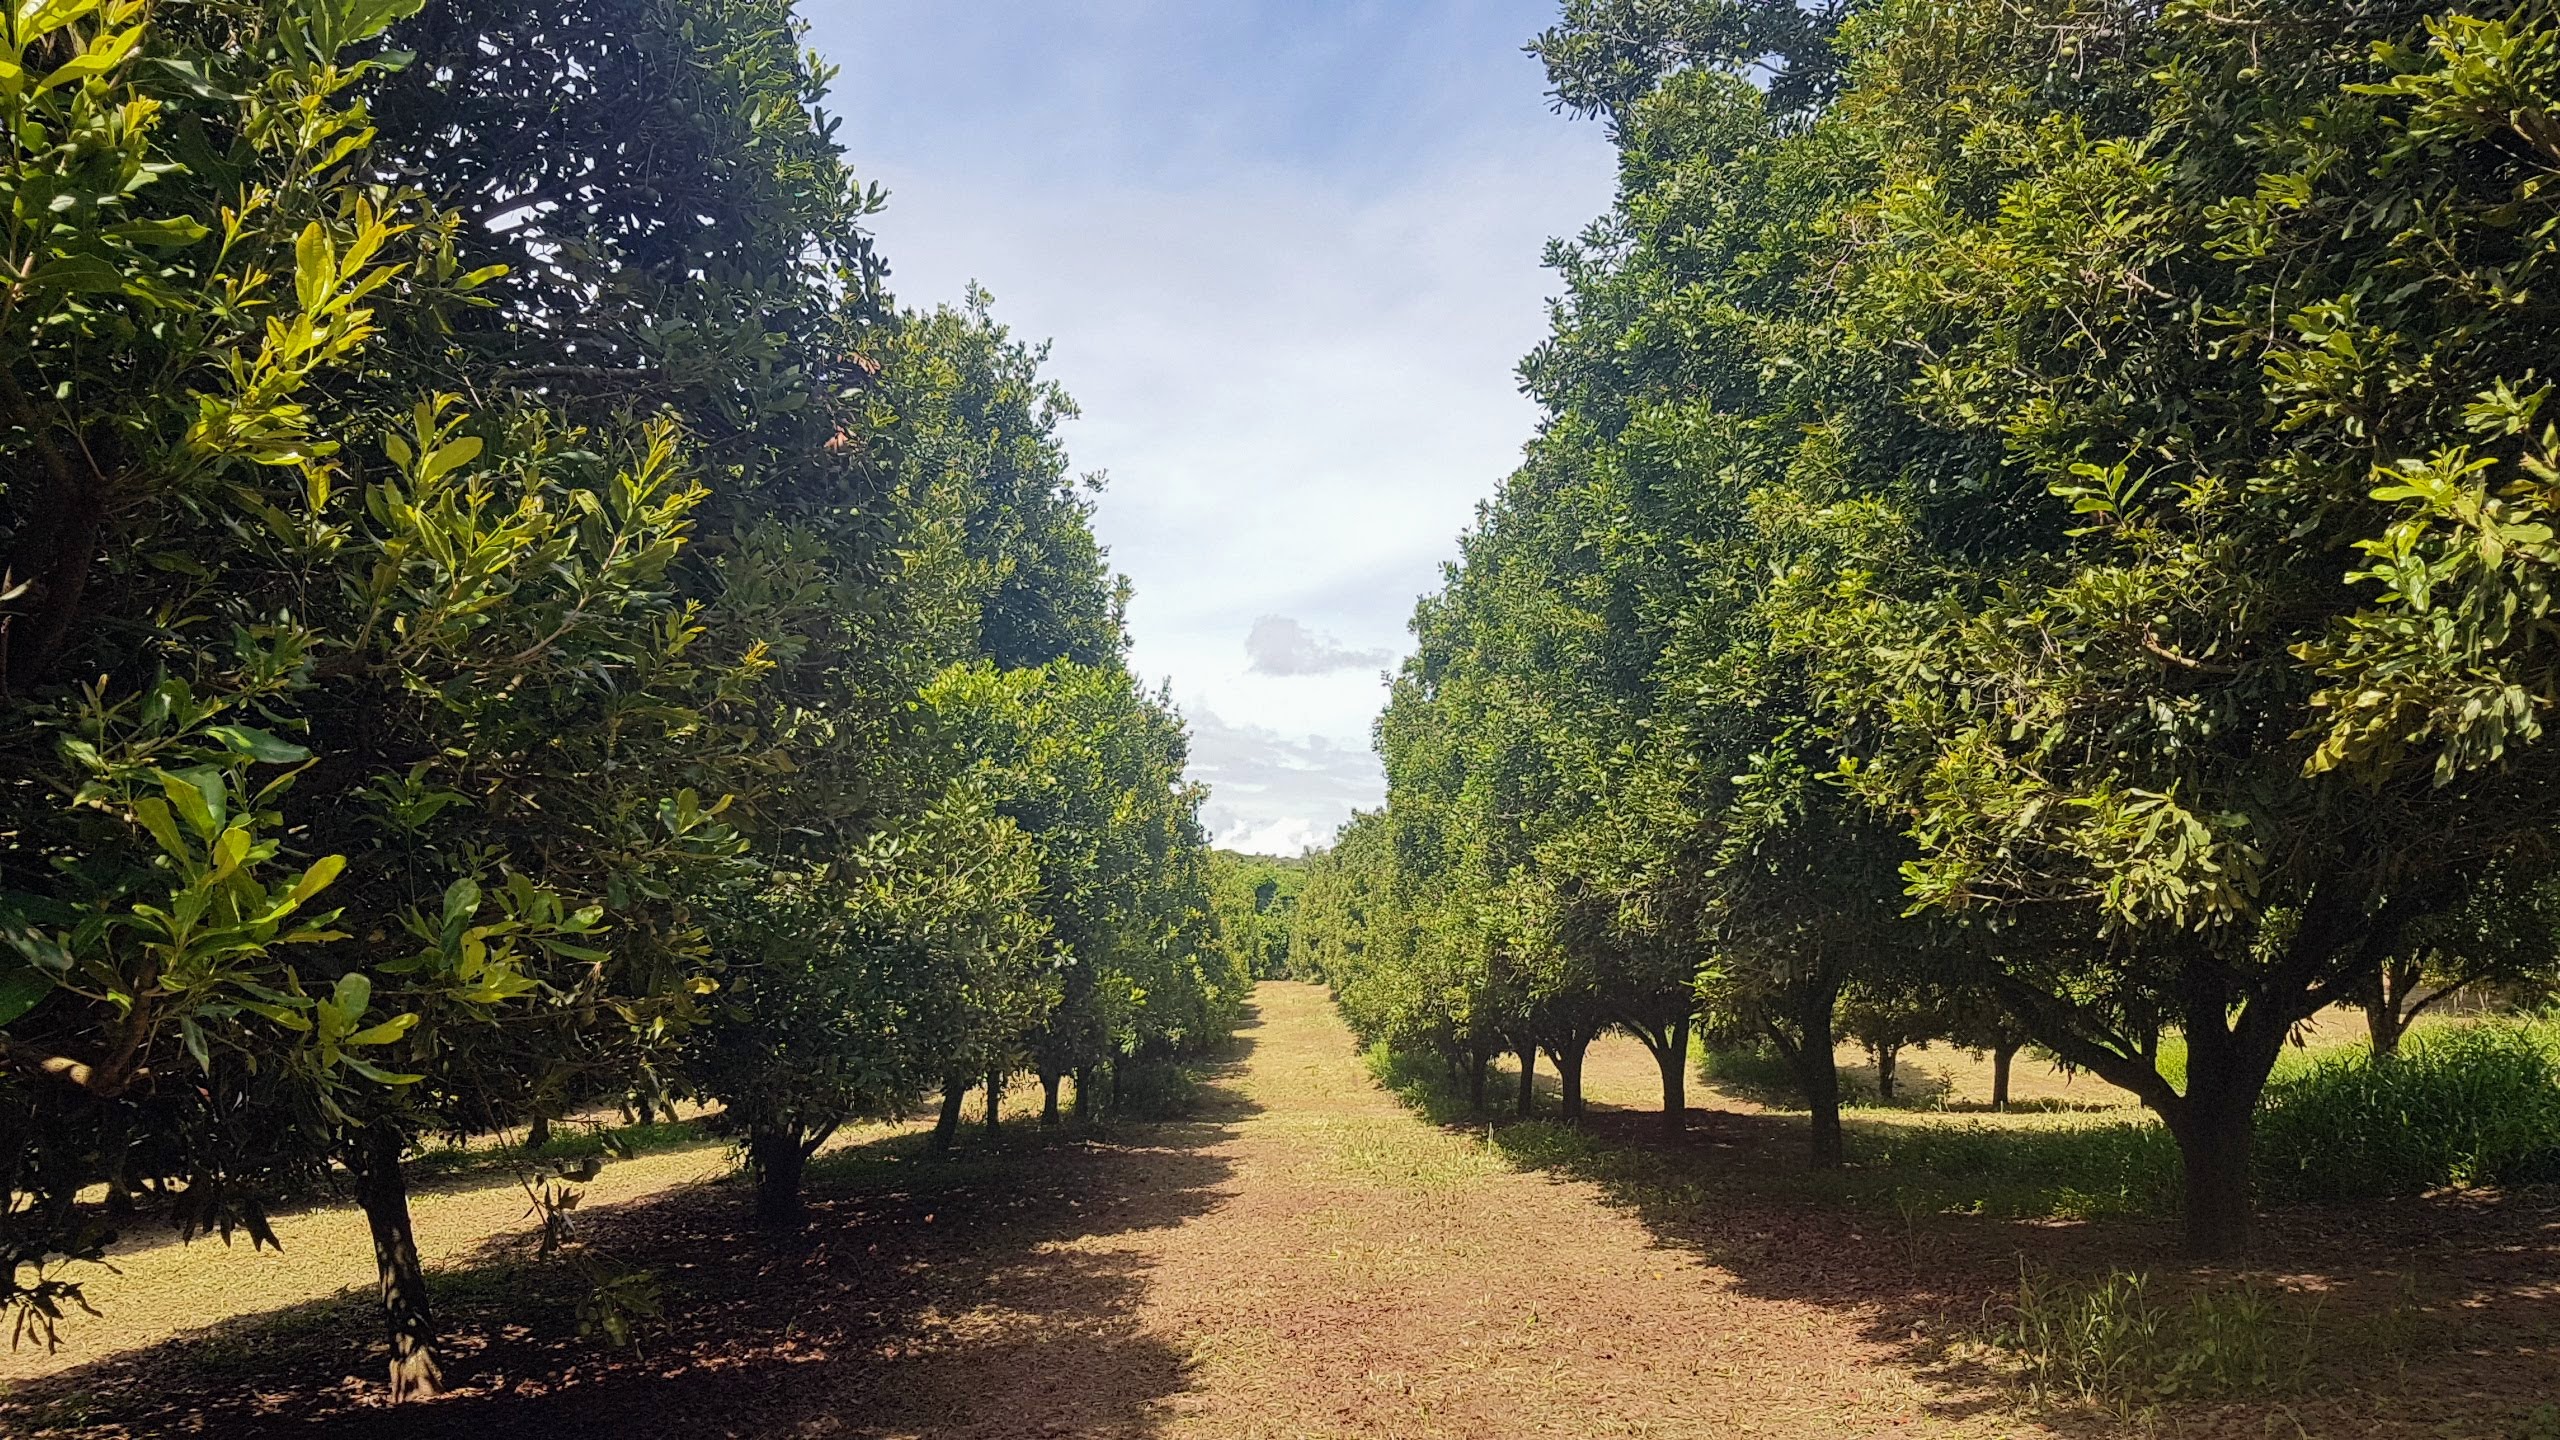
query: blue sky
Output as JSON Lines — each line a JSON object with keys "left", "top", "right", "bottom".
{"left": 802, "top": 1, "right": 1618, "bottom": 854}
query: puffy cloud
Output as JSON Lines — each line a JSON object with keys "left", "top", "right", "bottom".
{"left": 1244, "top": 616, "right": 1389, "bottom": 678}
{"left": 1183, "top": 705, "right": 1381, "bottom": 854}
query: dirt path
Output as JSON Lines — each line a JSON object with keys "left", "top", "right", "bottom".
{"left": 1108, "top": 981, "right": 2028, "bottom": 1440}
{"left": 4, "top": 983, "right": 2050, "bottom": 1438}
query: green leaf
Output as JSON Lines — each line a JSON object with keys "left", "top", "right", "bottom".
{"left": 287, "top": 854, "right": 346, "bottom": 906}
{"left": 131, "top": 797, "right": 188, "bottom": 859}
{"left": 342, "top": 1056, "right": 425, "bottom": 1086}
{"left": 420, "top": 435, "right": 484, "bottom": 484}
{"left": 330, "top": 971, "right": 371, "bottom": 1020}
{"left": 24, "top": 254, "right": 127, "bottom": 295}
{"left": 0, "top": 963, "right": 54, "bottom": 1026}
{"left": 103, "top": 217, "right": 211, "bottom": 248}
{"left": 345, "top": 1012, "right": 417, "bottom": 1047}
{"left": 442, "top": 876, "right": 482, "bottom": 927}
{"left": 159, "top": 769, "right": 226, "bottom": 840}
{"left": 205, "top": 725, "right": 312, "bottom": 765}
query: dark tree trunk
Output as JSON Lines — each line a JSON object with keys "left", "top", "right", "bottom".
{"left": 1991, "top": 1040, "right": 2020, "bottom": 1112}
{"left": 2364, "top": 1000, "right": 2407, "bottom": 1057}
{"left": 1773, "top": 973, "right": 1845, "bottom": 1170}
{"left": 2169, "top": 1011, "right": 2272, "bottom": 1262}
{"left": 350, "top": 1126, "right": 442, "bottom": 1401}
{"left": 932, "top": 1077, "right": 966, "bottom": 1153}
{"left": 1514, "top": 1044, "right": 1536, "bottom": 1117}
{"left": 748, "top": 1128, "right": 807, "bottom": 1228}
{"left": 2364, "top": 959, "right": 2427, "bottom": 1057}
{"left": 0, "top": 419, "right": 104, "bottom": 695}
{"left": 1074, "top": 1065, "right": 1096, "bottom": 1124}
{"left": 1545, "top": 1033, "right": 1591, "bottom": 1122}
{"left": 984, "top": 1068, "right": 1003, "bottom": 1136}
{"left": 524, "top": 1114, "right": 552, "bottom": 1151}
{"left": 1467, "top": 1040, "right": 1491, "bottom": 1114}
{"left": 631, "top": 1092, "right": 657, "bottom": 1126}
{"left": 1650, "top": 1016, "right": 1691, "bottom": 1135}
{"left": 1873, "top": 1042, "right": 1899, "bottom": 1104}
{"left": 1041, "top": 1071, "right": 1063, "bottom": 1127}
{"left": 1801, "top": 1048, "right": 1843, "bottom": 1170}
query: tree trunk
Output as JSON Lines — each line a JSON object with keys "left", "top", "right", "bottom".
{"left": 1991, "top": 1041, "right": 2019, "bottom": 1112}
{"left": 2364, "top": 999, "right": 2407, "bottom": 1058}
{"left": 1467, "top": 1042, "right": 1491, "bottom": 1114}
{"left": 1546, "top": 1034, "right": 1589, "bottom": 1122}
{"left": 984, "top": 1068, "right": 1003, "bottom": 1136}
{"left": 1777, "top": 977, "right": 1845, "bottom": 1170}
{"left": 748, "top": 1128, "right": 807, "bottom": 1228}
{"left": 1514, "top": 1044, "right": 1536, "bottom": 1117}
{"left": 1653, "top": 1016, "right": 1690, "bottom": 1135}
{"left": 2364, "top": 959, "right": 2425, "bottom": 1058}
{"left": 1873, "top": 1042, "right": 1898, "bottom": 1104}
{"left": 350, "top": 1126, "right": 442, "bottom": 1401}
{"left": 0, "top": 426, "right": 104, "bottom": 695}
{"left": 2170, "top": 1021, "right": 2270, "bottom": 1262}
{"left": 1041, "top": 1071, "right": 1063, "bottom": 1127}
{"left": 932, "top": 1077, "right": 966, "bottom": 1153}
{"left": 1073, "top": 1066, "right": 1096, "bottom": 1124}
{"left": 524, "top": 1113, "right": 552, "bottom": 1151}
{"left": 1802, "top": 1049, "right": 1843, "bottom": 1170}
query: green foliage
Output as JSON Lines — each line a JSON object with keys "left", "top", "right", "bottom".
{"left": 1344, "top": 0, "right": 2560, "bottom": 1257}
{"left": 2256, "top": 1021, "right": 2560, "bottom": 1203}
{"left": 0, "top": 0, "right": 1233, "bottom": 1378}
{"left": 1988, "top": 1268, "right": 2323, "bottom": 1413}
{"left": 1209, "top": 851, "right": 1305, "bottom": 981}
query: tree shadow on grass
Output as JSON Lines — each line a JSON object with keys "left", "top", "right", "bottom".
{"left": 0, "top": 1026, "right": 1264, "bottom": 1440}
{"left": 1380, "top": 1045, "right": 2560, "bottom": 1440}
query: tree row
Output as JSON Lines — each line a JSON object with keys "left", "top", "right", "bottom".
{"left": 1294, "top": 0, "right": 2560, "bottom": 1262}
{"left": 0, "top": 0, "right": 1245, "bottom": 1396}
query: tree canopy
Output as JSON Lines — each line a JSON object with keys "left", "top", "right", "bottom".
{"left": 0, "top": 0, "right": 1233, "bottom": 1391}
{"left": 1306, "top": 0, "right": 2560, "bottom": 1261}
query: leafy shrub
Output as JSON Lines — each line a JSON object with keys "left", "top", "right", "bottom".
{"left": 1109, "top": 1057, "right": 1202, "bottom": 1120}
{"left": 1987, "top": 1267, "right": 2319, "bottom": 1412}
{"left": 2255, "top": 1022, "right": 2560, "bottom": 1203}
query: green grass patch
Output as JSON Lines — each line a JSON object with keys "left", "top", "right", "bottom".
{"left": 1982, "top": 1267, "right": 2326, "bottom": 1414}
{"left": 2256, "top": 1020, "right": 2560, "bottom": 1204}
{"left": 1844, "top": 1119, "right": 2181, "bottom": 1220}
{"left": 409, "top": 1118, "right": 714, "bottom": 1185}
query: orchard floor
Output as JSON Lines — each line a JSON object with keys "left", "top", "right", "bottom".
{"left": 3, "top": 983, "right": 2554, "bottom": 1438}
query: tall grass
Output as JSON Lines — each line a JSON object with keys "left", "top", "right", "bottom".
{"left": 1852, "top": 1121, "right": 2182, "bottom": 1219}
{"left": 2256, "top": 1020, "right": 2560, "bottom": 1203}
{"left": 1986, "top": 1266, "right": 2323, "bottom": 1413}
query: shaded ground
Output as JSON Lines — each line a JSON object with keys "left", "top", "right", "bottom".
{"left": 4, "top": 985, "right": 2553, "bottom": 1437}
{"left": 1480, "top": 1031, "right": 2560, "bottom": 1439}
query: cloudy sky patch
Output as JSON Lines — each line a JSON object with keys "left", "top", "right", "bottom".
{"left": 1244, "top": 616, "right": 1390, "bottom": 679}
{"left": 804, "top": 1, "right": 1615, "bottom": 850}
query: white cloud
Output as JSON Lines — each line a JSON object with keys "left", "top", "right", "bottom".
{"left": 1184, "top": 706, "right": 1382, "bottom": 855}
{"left": 804, "top": 1, "right": 1617, "bottom": 846}
{"left": 1244, "top": 616, "right": 1389, "bottom": 678}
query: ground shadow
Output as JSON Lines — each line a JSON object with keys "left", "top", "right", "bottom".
{"left": 1384, "top": 1045, "right": 2560, "bottom": 1439}
{"left": 0, "top": 1020, "right": 1265, "bottom": 1440}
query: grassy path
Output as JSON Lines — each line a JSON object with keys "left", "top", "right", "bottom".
{"left": 1115, "top": 981, "right": 2031, "bottom": 1439}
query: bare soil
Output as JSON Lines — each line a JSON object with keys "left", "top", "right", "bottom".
{"left": 2, "top": 983, "right": 2552, "bottom": 1438}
